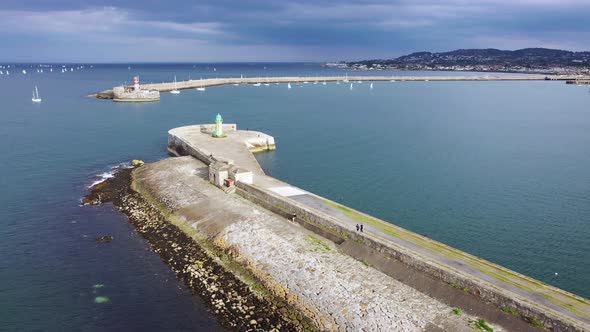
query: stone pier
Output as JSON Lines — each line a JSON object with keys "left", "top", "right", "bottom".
{"left": 162, "top": 123, "right": 590, "bottom": 332}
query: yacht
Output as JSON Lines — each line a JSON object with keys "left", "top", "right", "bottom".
{"left": 170, "top": 76, "right": 180, "bottom": 94}
{"left": 32, "top": 86, "right": 42, "bottom": 102}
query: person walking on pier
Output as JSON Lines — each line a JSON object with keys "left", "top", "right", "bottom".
{"left": 360, "top": 224, "right": 364, "bottom": 232}
{"left": 356, "top": 224, "right": 360, "bottom": 232}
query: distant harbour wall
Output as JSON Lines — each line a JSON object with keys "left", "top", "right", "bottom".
{"left": 92, "top": 74, "right": 590, "bottom": 100}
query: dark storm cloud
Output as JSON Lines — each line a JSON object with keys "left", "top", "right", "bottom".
{"left": 0, "top": 0, "right": 588, "bottom": 62}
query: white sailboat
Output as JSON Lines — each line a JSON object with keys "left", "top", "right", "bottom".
{"left": 287, "top": 83, "right": 291, "bottom": 89}
{"left": 170, "top": 75, "right": 181, "bottom": 94}
{"left": 343, "top": 73, "right": 349, "bottom": 83}
{"left": 370, "top": 83, "right": 373, "bottom": 90}
{"left": 350, "top": 83, "right": 353, "bottom": 90}
{"left": 22, "top": 69, "right": 27, "bottom": 74}
{"left": 322, "top": 81, "right": 327, "bottom": 85}
{"left": 32, "top": 86, "right": 42, "bottom": 102}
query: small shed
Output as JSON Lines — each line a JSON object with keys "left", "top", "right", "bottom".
{"left": 209, "top": 161, "right": 230, "bottom": 187}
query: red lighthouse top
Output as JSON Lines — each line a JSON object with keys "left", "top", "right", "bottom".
{"left": 133, "top": 76, "right": 139, "bottom": 85}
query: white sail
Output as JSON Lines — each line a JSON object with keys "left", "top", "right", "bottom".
{"left": 170, "top": 75, "right": 180, "bottom": 94}
{"left": 350, "top": 83, "right": 353, "bottom": 90}
{"left": 287, "top": 83, "right": 291, "bottom": 89}
{"left": 32, "top": 86, "right": 42, "bottom": 102}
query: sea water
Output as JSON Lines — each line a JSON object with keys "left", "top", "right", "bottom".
{"left": 0, "top": 63, "right": 588, "bottom": 331}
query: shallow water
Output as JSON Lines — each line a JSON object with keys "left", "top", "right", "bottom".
{"left": 0, "top": 63, "right": 588, "bottom": 330}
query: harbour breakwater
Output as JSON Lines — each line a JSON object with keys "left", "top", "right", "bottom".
{"left": 91, "top": 74, "right": 587, "bottom": 100}
{"left": 85, "top": 124, "right": 590, "bottom": 331}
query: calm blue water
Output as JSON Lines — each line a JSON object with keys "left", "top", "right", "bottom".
{"left": 1, "top": 63, "right": 589, "bottom": 330}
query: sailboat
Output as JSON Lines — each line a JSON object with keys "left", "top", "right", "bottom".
{"left": 22, "top": 69, "right": 27, "bottom": 75}
{"left": 170, "top": 75, "right": 181, "bottom": 94}
{"left": 32, "top": 86, "right": 42, "bottom": 102}
{"left": 287, "top": 83, "right": 292, "bottom": 89}
{"left": 196, "top": 79, "right": 206, "bottom": 91}
{"left": 343, "top": 73, "right": 349, "bottom": 83}
{"left": 322, "top": 81, "right": 326, "bottom": 85}
{"left": 370, "top": 83, "right": 373, "bottom": 90}
{"left": 350, "top": 83, "right": 353, "bottom": 90}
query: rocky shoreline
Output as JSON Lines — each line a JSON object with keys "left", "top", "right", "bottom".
{"left": 83, "top": 167, "right": 315, "bottom": 331}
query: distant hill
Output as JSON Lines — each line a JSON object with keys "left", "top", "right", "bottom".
{"left": 330, "top": 48, "right": 590, "bottom": 74}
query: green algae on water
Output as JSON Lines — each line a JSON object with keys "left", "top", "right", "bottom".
{"left": 94, "top": 296, "right": 110, "bottom": 304}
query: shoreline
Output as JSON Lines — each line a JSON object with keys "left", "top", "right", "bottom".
{"left": 83, "top": 167, "right": 315, "bottom": 331}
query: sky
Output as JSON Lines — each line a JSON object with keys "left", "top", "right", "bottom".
{"left": 0, "top": 0, "right": 589, "bottom": 62}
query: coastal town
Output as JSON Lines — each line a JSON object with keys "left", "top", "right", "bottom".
{"left": 325, "top": 48, "right": 590, "bottom": 75}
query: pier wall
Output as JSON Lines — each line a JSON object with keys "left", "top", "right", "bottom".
{"left": 234, "top": 181, "right": 585, "bottom": 332}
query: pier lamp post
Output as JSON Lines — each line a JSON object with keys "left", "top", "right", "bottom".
{"left": 214, "top": 113, "right": 224, "bottom": 137}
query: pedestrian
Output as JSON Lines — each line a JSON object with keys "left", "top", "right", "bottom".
{"left": 291, "top": 214, "right": 296, "bottom": 222}
{"left": 360, "top": 224, "right": 364, "bottom": 232}
{"left": 356, "top": 224, "right": 359, "bottom": 231}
